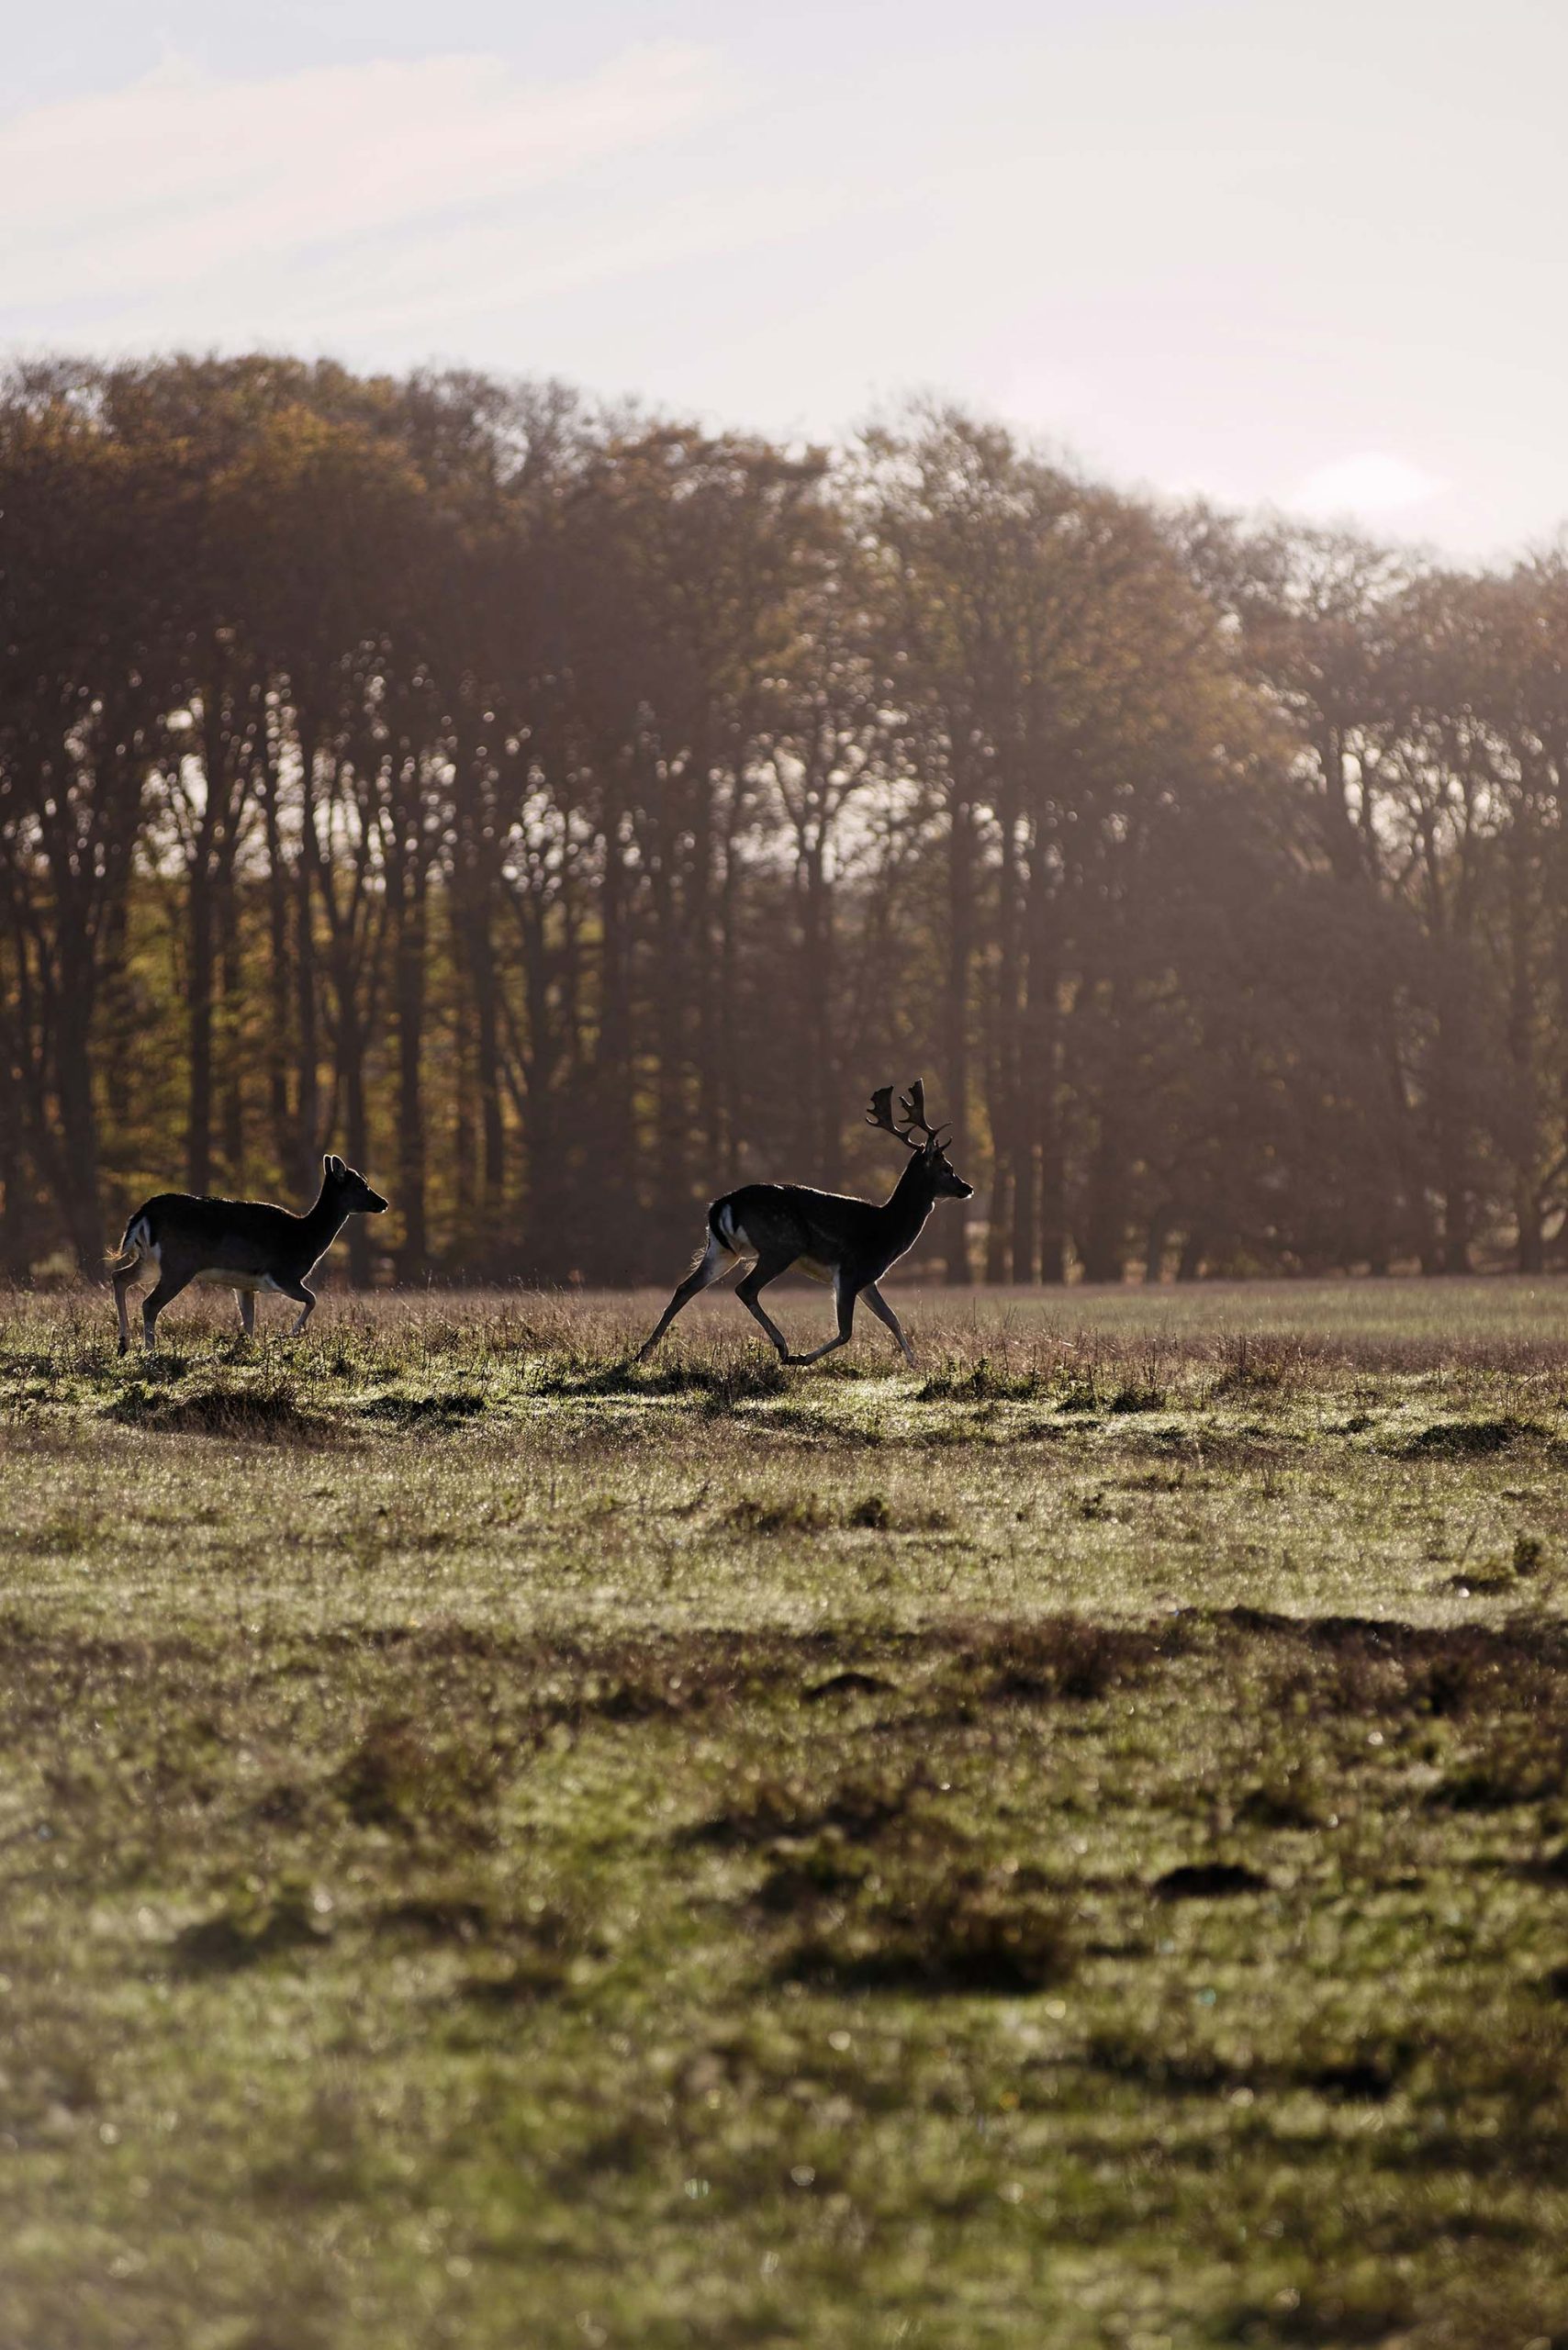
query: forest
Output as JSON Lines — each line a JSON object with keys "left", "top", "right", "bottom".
{"left": 4, "top": 352, "right": 1567, "bottom": 1288}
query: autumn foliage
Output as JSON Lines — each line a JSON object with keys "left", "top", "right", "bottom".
{"left": 3, "top": 353, "right": 1566, "bottom": 1282}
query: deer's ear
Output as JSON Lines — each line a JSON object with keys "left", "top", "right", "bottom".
{"left": 325, "top": 1153, "right": 344, "bottom": 1178}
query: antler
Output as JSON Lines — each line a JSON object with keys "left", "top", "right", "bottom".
{"left": 866, "top": 1080, "right": 950, "bottom": 1152}
{"left": 865, "top": 1086, "right": 914, "bottom": 1148}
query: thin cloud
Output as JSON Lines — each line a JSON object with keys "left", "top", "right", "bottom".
{"left": 0, "top": 45, "right": 729, "bottom": 318}
{"left": 159, "top": 170, "right": 903, "bottom": 351}
{"left": 1288, "top": 452, "right": 1447, "bottom": 520}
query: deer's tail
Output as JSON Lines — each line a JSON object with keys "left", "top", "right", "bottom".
{"left": 106, "top": 1212, "right": 149, "bottom": 1275}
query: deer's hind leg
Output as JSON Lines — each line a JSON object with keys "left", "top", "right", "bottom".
{"left": 141, "top": 1267, "right": 196, "bottom": 1356}
{"left": 784, "top": 1270, "right": 857, "bottom": 1368}
{"left": 237, "top": 1289, "right": 256, "bottom": 1339}
{"left": 637, "top": 1231, "right": 734, "bottom": 1360}
{"left": 113, "top": 1264, "right": 140, "bottom": 1356}
{"left": 735, "top": 1253, "right": 799, "bottom": 1360}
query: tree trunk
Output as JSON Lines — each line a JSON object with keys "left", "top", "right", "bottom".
{"left": 594, "top": 792, "right": 639, "bottom": 1280}
{"left": 1504, "top": 807, "right": 1543, "bottom": 1275}
{"left": 295, "top": 727, "right": 322, "bottom": 1197}
{"left": 648, "top": 812, "right": 689, "bottom": 1246}
{"left": 0, "top": 1123, "right": 34, "bottom": 1277}
{"left": 465, "top": 908, "right": 506, "bottom": 1270}
{"left": 340, "top": 997, "right": 372, "bottom": 1288}
{"left": 714, "top": 800, "right": 744, "bottom": 1184}
{"left": 515, "top": 878, "right": 569, "bottom": 1279}
{"left": 54, "top": 993, "right": 104, "bottom": 1271}
{"left": 1433, "top": 957, "right": 1473, "bottom": 1275}
{"left": 1015, "top": 827, "right": 1059, "bottom": 1281}
{"left": 985, "top": 1163, "right": 1012, "bottom": 1284}
{"left": 1079, "top": 1113, "right": 1128, "bottom": 1285}
{"left": 185, "top": 860, "right": 214, "bottom": 1196}
{"left": 943, "top": 796, "right": 976, "bottom": 1284}
{"left": 260, "top": 749, "right": 293, "bottom": 1178}
{"left": 218, "top": 861, "right": 245, "bottom": 1189}
{"left": 451, "top": 952, "right": 476, "bottom": 1264}
{"left": 797, "top": 828, "right": 841, "bottom": 1183}
{"left": 985, "top": 794, "right": 1021, "bottom": 1284}
{"left": 392, "top": 861, "right": 429, "bottom": 1279}
{"left": 1373, "top": 990, "right": 1439, "bottom": 1274}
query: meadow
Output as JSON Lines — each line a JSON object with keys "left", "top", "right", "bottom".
{"left": 4, "top": 1277, "right": 1568, "bottom": 2350}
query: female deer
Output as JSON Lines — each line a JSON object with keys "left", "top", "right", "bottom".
{"left": 110, "top": 1154, "right": 387, "bottom": 1354}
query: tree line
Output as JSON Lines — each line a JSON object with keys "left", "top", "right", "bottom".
{"left": 4, "top": 352, "right": 1567, "bottom": 1286}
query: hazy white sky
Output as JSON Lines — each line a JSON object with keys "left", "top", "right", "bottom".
{"left": 4, "top": 0, "right": 1563, "bottom": 556}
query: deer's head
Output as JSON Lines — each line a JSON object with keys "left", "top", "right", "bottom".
{"left": 323, "top": 1154, "right": 389, "bottom": 1214}
{"left": 865, "top": 1081, "right": 973, "bottom": 1199}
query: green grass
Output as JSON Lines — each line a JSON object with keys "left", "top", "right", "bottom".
{"left": 6, "top": 1277, "right": 1568, "bottom": 2347}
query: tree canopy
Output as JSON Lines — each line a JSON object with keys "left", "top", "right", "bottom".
{"left": 3, "top": 353, "right": 1565, "bottom": 1282}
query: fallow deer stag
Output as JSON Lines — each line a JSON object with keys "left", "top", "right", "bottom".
{"left": 637, "top": 1081, "right": 972, "bottom": 1368}
{"left": 109, "top": 1154, "right": 388, "bottom": 1356}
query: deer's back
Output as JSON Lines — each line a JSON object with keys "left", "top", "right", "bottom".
{"left": 713, "top": 1182, "right": 880, "bottom": 1265}
{"left": 129, "top": 1192, "right": 313, "bottom": 1277}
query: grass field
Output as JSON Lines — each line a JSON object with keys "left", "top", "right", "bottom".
{"left": 6, "top": 1277, "right": 1568, "bottom": 2350}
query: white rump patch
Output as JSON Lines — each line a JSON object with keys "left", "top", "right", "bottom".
{"left": 715, "top": 1203, "right": 744, "bottom": 1253}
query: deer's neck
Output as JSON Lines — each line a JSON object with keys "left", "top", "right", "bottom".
{"left": 298, "top": 1183, "right": 348, "bottom": 1248}
{"left": 882, "top": 1155, "right": 938, "bottom": 1248}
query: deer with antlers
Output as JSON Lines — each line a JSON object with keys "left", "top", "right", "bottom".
{"left": 637, "top": 1081, "right": 972, "bottom": 1368}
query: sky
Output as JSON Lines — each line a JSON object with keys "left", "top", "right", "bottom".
{"left": 3, "top": 0, "right": 1563, "bottom": 559}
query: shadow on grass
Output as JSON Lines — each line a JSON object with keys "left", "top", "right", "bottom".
{"left": 105, "top": 1380, "right": 336, "bottom": 1443}
{"left": 334, "top": 1716, "right": 500, "bottom": 1841}
{"left": 353, "top": 1389, "right": 489, "bottom": 1425}
{"left": 1084, "top": 2021, "right": 1418, "bottom": 2105}
{"left": 778, "top": 1855, "right": 1077, "bottom": 1996}
{"left": 705, "top": 1756, "right": 1080, "bottom": 1997}
{"left": 170, "top": 1887, "right": 332, "bottom": 1974}
{"left": 939, "top": 1617, "right": 1170, "bottom": 1708}
{"left": 1152, "top": 1861, "right": 1271, "bottom": 1900}
{"left": 533, "top": 1357, "right": 789, "bottom": 1404}
{"left": 1400, "top": 1415, "right": 1548, "bottom": 1458}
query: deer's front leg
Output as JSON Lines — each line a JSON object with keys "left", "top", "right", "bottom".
{"left": 860, "top": 1280, "right": 915, "bottom": 1366}
{"left": 275, "top": 1278, "right": 316, "bottom": 1336}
